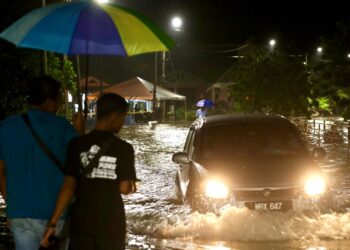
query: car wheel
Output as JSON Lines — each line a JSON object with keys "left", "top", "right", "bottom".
{"left": 188, "top": 195, "right": 209, "bottom": 214}
{"left": 186, "top": 179, "right": 210, "bottom": 214}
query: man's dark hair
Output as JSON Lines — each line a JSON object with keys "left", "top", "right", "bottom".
{"left": 96, "top": 93, "right": 128, "bottom": 120}
{"left": 27, "top": 76, "right": 61, "bottom": 105}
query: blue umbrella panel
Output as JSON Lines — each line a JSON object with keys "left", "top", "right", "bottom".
{"left": 196, "top": 99, "right": 214, "bottom": 108}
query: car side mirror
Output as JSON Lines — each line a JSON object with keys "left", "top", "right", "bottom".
{"left": 313, "top": 147, "right": 326, "bottom": 160}
{"left": 172, "top": 152, "right": 191, "bottom": 164}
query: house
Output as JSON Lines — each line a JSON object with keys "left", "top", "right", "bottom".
{"left": 206, "top": 82, "right": 234, "bottom": 111}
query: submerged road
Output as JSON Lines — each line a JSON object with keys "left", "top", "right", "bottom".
{"left": 121, "top": 123, "right": 350, "bottom": 250}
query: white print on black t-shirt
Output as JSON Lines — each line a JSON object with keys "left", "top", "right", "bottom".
{"left": 80, "top": 145, "right": 117, "bottom": 180}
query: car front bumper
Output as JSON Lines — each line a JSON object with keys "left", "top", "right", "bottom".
{"left": 192, "top": 190, "right": 333, "bottom": 213}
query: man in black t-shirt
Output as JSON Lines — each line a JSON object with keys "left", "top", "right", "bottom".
{"left": 40, "top": 93, "right": 138, "bottom": 250}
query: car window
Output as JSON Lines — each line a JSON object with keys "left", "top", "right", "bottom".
{"left": 244, "top": 124, "right": 305, "bottom": 157}
{"left": 198, "top": 124, "right": 245, "bottom": 163}
{"left": 197, "top": 123, "right": 305, "bottom": 163}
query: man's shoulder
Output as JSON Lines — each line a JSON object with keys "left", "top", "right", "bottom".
{"left": 114, "top": 137, "right": 134, "bottom": 154}
{"left": 114, "top": 136, "right": 132, "bottom": 147}
{"left": 54, "top": 115, "right": 73, "bottom": 127}
{"left": 50, "top": 114, "right": 72, "bottom": 125}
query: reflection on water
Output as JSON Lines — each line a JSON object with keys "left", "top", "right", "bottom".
{"left": 120, "top": 124, "right": 350, "bottom": 250}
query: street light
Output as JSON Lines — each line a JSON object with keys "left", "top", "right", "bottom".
{"left": 154, "top": 16, "right": 184, "bottom": 119}
{"left": 153, "top": 16, "right": 183, "bottom": 114}
{"left": 317, "top": 47, "right": 323, "bottom": 53}
{"left": 269, "top": 39, "right": 276, "bottom": 48}
{"left": 171, "top": 16, "right": 183, "bottom": 31}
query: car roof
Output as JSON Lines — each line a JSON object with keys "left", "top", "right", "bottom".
{"left": 193, "top": 114, "right": 294, "bottom": 129}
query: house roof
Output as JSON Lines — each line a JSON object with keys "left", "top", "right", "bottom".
{"left": 88, "top": 77, "right": 186, "bottom": 101}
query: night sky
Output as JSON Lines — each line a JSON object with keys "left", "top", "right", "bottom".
{"left": 86, "top": 0, "right": 350, "bottom": 84}
{"left": 1, "top": 0, "right": 349, "bottom": 84}
{"left": 116, "top": 0, "right": 349, "bottom": 49}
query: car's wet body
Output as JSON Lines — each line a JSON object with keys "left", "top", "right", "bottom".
{"left": 172, "top": 114, "right": 332, "bottom": 213}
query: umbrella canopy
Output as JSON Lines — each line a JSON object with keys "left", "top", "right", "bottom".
{"left": 196, "top": 99, "right": 214, "bottom": 108}
{"left": 0, "top": 1, "right": 175, "bottom": 118}
{"left": 0, "top": 1, "right": 174, "bottom": 56}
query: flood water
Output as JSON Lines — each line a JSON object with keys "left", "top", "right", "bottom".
{"left": 120, "top": 123, "right": 350, "bottom": 250}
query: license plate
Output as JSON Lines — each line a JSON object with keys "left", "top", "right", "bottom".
{"left": 254, "top": 202, "right": 283, "bottom": 210}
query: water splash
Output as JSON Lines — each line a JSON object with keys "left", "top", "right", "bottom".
{"left": 128, "top": 205, "right": 350, "bottom": 241}
{"left": 120, "top": 124, "right": 350, "bottom": 249}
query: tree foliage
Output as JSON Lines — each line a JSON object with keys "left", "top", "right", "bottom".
{"left": 227, "top": 48, "right": 310, "bottom": 116}
{"left": 0, "top": 44, "right": 36, "bottom": 119}
{"left": 308, "top": 20, "right": 350, "bottom": 118}
{"left": 46, "top": 54, "right": 77, "bottom": 96}
{"left": 226, "top": 20, "right": 350, "bottom": 119}
{"left": 0, "top": 44, "right": 77, "bottom": 120}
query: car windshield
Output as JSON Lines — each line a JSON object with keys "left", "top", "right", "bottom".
{"left": 198, "top": 123, "right": 306, "bottom": 162}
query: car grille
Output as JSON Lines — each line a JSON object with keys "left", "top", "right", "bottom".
{"left": 233, "top": 188, "right": 300, "bottom": 201}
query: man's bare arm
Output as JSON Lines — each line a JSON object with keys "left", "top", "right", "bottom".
{"left": 119, "top": 180, "right": 138, "bottom": 195}
{"left": 40, "top": 176, "right": 76, "bottom": 247}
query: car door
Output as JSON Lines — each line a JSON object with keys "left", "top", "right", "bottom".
{"left": 177, "top": 126, "right": 196, "bottom": 198}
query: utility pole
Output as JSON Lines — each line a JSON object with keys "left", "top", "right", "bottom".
{"left": 161, "top": 51, "right": 166, "bottom": 84}
{"left": 153, "top": 52, "right": 157, "bottom": 113}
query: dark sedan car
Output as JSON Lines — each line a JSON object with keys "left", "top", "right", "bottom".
{"left": 172, "top": 114, "right": 332, "bottom": 213}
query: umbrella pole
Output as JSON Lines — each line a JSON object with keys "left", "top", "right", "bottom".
{"left": 76, "top": 55, "right": 82, "bottom": 113}
{"left": 40, "top": 0, "right": 47, "bottom": 74}
{"left": 84, "top": 55, "right": 90, "bottom": 119}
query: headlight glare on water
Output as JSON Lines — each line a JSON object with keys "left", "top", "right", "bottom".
{"left": 205, "top": 179, "right": 229, "bottom": 199}
{"left": 304, "top": 175, "right": 326, "bottom": 196}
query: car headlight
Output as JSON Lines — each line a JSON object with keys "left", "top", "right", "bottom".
{"left": 205, "top": 179, "right": 229, "bottom": 199}
{"left": 304, "top": 175, "right": 326, "bottom": 196}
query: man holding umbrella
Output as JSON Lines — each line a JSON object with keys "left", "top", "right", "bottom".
{"left": 0, "top": 2, "right": 172, "bottom": 247}
{"left": 196, "top": 107, "right": 207, "bottom": 118}
{"left": 196, "top": 99, "right": 214, "bottom": 118}
{"left": 0, "top": 76, "right": 83, "bottom": 250}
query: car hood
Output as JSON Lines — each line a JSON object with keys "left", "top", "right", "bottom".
{"left": 203, "top": 156, "right": 320, "bottom": 187}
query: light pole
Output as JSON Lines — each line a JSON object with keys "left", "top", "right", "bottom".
{"left": 153, "top": 52, "right": 158, "bottom": 113}
{"left": 153, "top": 16, "right": 183, "bottom": 113}
{"left": 315, "top": 46, "right": 323, "bottom": 62}
{"left": 268, "top": 39, "right": 276, "bottom": 52}
{"left": 162, "top": 16, "right": 183, "bottom": 82}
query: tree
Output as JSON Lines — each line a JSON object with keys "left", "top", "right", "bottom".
{"left": 308, "top": 20, "right": 350, "bottom": 118}
{"left": 227, "top": 47, "right": 310, "bottom": 116}
{"left": 0, "top": 44, "right": 77, "bottom": 119}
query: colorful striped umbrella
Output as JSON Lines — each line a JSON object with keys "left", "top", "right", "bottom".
{"left": 0, "top": 1, "right": 175, "bottom": 118}
{"left": 0, "top": 1, "right": 174, "bottom": 56}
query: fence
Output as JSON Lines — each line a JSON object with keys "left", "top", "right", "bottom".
{"left": 290, "top": 117, "right": 350, "bottom": 161}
